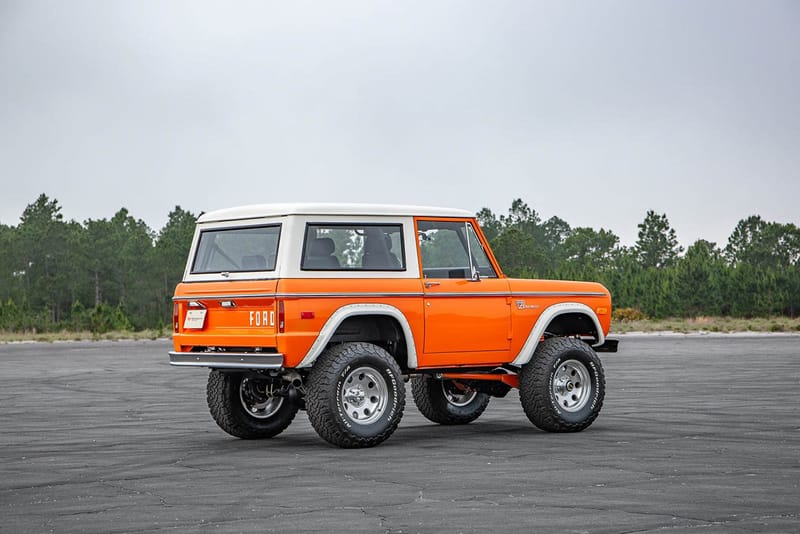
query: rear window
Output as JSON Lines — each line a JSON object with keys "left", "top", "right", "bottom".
{"left": 191, "top": 225, "right": 280, "bottom": 274}
{"left": 301, "top": 223, "right": 405, "bottom": 271}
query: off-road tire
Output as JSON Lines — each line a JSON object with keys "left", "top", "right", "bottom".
{"left": 411, "top": 375, "right": 490, "bottom": 425}
{"left": 207, "top": 370, "right": 299, "bottom": 439}
{"left": 306, "top": 342, "right": 405, "bottom": 448}
{"left": 519, "top": 337, "right": 605, "bottom": 432}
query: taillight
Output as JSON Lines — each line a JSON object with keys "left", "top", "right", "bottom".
{"left": 173, "top": 302, "right": 179, "bottom": 332}
{"left": 278, "top": 300, "right": 285, "bottom": 333}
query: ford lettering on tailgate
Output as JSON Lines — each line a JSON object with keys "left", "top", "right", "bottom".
{"left": 249, "top": 310, "right": 274, "bottom": 327}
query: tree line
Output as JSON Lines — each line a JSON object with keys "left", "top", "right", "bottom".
{"left": 1, "top": 194, "right": 798, "bottom": 333}
{"left": 0, "top": 194, "right": 196, "bottom": 333}
{"left": 478, "top": 199, "right": 800, "bottom": 319}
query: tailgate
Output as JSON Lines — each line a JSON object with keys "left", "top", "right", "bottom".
{"left": 172, "top": 280, "right": 279, "bottom": 350}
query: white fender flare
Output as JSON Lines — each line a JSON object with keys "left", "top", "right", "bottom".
{"left": 296, "top": 303, "right": 419, "bottom": 369}
{"left": 511, "top": 302, "right": 605, "bottom": 367}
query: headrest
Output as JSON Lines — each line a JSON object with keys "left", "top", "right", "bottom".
{"left": 309, "top": 237, "right": 335, "bottom": 256}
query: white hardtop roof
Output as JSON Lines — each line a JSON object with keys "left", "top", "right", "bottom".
{"left": 198, "top": 202, "right": 473, "bottom": 223}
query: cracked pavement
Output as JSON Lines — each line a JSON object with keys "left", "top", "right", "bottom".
{"left": 1, "top": 336, "right": 798, "bottom": 533}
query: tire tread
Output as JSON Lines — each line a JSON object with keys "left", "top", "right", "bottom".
{"left": 306, "top": 342, "right": 405, "bottom": 448}
{"left": 519, "top": 337, "right": 605, "bottom": 432}
{"left": 411, "top": 376, "right": 490, "bottom": 425}
{"left": 207, "top": 370, "right": 297, "bottom": 439}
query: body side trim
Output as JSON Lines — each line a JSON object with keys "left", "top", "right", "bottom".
{"left": 277, "top": 292, "right": 423, "bottom": 299}
{"left": 174, "top": 293, "right": 276, "bottom": 301}
{"left": 511, "top": 291, "right": 608, "bottom": 298}
{"left": 171, "top": 291, "right": 608, "bottom": 301}
{"left": 510, "top": 302, "right": 605, "bottom": 367}
{"left": 424, "top": 292, "right": 511, "bottom": 298}
{"left": 296, "top": 304, "right": 419, "bottom": 369}
{"left": 173, "top": 291, "right": 424, "bottom": 301}
{"left": 424, "top": 291, "right": 608, "bottom": 298}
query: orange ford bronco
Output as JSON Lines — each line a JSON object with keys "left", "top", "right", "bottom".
{"left": 170, "top": 203, "right": 617, "bottom": 447}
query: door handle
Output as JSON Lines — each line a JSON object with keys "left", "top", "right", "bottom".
{"left": 424, "top": 281, "right": 441, "bottom": 288}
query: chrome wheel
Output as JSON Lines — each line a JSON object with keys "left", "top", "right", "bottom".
{"left": 239, "top": 378, "right": 284, "bottom": 419}
{"left": 441, "top": 381, "right": 478, "bottom": 407}
{"left": 552, "top": 359, "right": 591, "bottom": 412}
{"left": 340, "top": 366, "right": 388, "bottom": 425}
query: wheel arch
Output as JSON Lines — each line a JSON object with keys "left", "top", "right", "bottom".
{"left": 296, "top": 304, "right": 418, "bottom": 370}
{"left": 511, "top": 302, "right": 605, "bottom": 367}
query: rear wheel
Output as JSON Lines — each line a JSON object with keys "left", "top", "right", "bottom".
{"left": 306, "top": 342, "right": 405, "bottom": 448}
{"left": 207, "top": 370, "right": 299, "bottom": 439}
{"left": 519, "top": 337, "right": 605, "bottom": 432}
{"left": 411, "top": 376, "right": 490, "bottom": 425}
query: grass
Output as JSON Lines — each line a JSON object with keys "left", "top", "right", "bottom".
{"left": 611, "top": 316, "right": 800, "bottom": 334}
{"left": 0, "top": 329, "right": 169, "bottom": 343}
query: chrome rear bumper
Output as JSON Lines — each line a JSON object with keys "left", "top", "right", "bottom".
{"left": 168, "top": 351, "right": 284, "bottom": 370}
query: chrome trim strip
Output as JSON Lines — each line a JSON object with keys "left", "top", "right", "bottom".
{"left": 173, "top": 292, "right": 423, "bottom": 301}
{"left": 173, "top": 290, "right": 607, "bottom": 301}
{"left": 169, "top": 351, "right": 284, "bottom": 369}
{"left": 276, "top": 292, "right": 424, "bottom": 299}
{"left": 424, "top": 292, "right": 511, "bottom": 298}
{"left": 511, "top": 291, "right": 608, "bottom": 298}
{"left": 425, "top": 291, "right": 607, "bottom": 298}
{"left": 173, "top": 293, "right": 277, "bottom": 301}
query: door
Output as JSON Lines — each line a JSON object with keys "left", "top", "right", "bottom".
{"left": 417, "top": 219, "right": 511, "bottom": 357}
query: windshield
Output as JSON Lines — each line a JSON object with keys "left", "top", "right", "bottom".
{"left": 191, "top": 225, "right": 281, "bottom": 274}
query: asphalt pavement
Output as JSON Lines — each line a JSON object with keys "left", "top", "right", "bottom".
{"left": 1, "top": 335, "right": 798, "bottom": 533}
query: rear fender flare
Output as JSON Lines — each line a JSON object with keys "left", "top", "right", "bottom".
{"left": 296, "top": 304, "right": 418, "bottom": 369}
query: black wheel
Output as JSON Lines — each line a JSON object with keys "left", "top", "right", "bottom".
{"left": 411, "top": 375, "right": 490, "bottom": 425}
{"left": 306, "top": 342, "right": 405, "bottom": 448}
{"left": 207, "top": 370, "right": 299, "bottom": 439}
{"left": 519, "top": 337, "right": 605, "bottom": 432}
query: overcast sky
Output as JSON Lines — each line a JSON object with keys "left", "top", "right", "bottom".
{"left": 1, "top": 1, "right": 798, "bottom": 247}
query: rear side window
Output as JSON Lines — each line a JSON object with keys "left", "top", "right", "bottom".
{"left": 302, "top": 224, "right": 405, "bottom": 271}
{"left": 191, "top": 225, "right": 280, "bottom": 274}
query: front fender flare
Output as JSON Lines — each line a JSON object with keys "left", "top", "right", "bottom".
{"left": 511, "top": 302, "right": 605, "bottom": 367}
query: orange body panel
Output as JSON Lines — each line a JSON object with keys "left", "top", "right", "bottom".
{"left": 275, "top": 278, "right": 424, "bottom": 368}
{"left": 172, "top": 215, "right": 613, "bottom": 372}
{"left": 505, "top": 278, "right": 612, "bottom": 356}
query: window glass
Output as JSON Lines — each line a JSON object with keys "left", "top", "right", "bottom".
{"left": 192, "top": 225, "right": 280, "bottom": 274}
{"left": 466, "top": 223, "right": 497, "bottom": 278}
{"left": 418, "top": 220, "right": 496, "bottom": 278}
{"left": 302, "top": 224, "right": 405, "bottom": 271}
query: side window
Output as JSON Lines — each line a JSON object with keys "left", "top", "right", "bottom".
{"left": 301, "top": 223, "right": 405, "bottom": 271}
{"left": 418, "top": 220, "right": 497, "bottom": 279}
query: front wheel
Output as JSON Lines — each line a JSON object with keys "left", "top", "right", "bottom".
{"left": 519, "top": 337, "right": 605, "bottom": 432}
{"left": 411, "top": 376, "right": 490, "bottom": 425}
{"left": 207, "top": 370, "right": 299, "bottom": 439}
{"left": 306, "top": 342, "right": 405, "bottom": 448}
